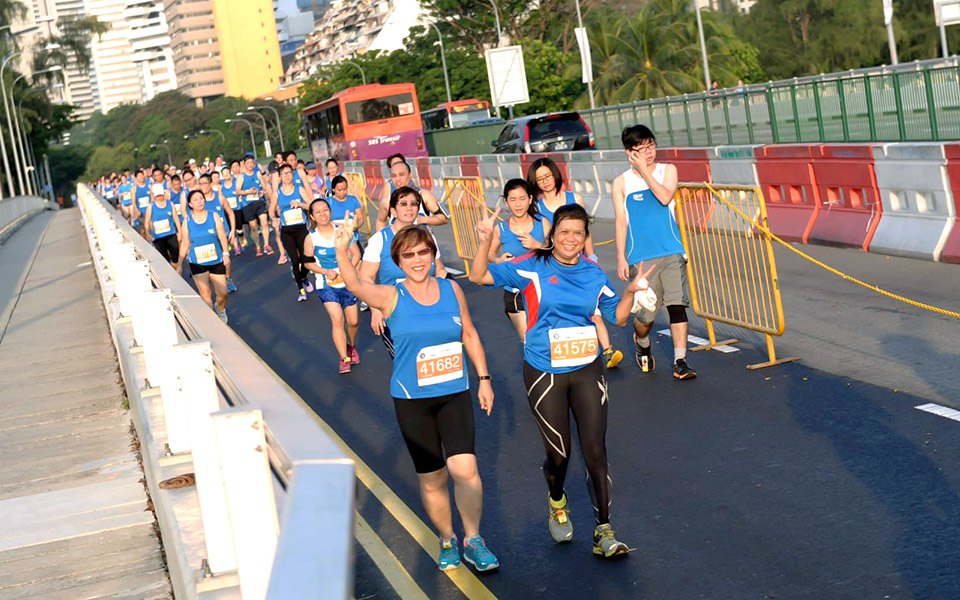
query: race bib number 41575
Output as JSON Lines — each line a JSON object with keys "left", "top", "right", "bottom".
{"left": 549, "top": 325, "right": 598, "bottom": 368}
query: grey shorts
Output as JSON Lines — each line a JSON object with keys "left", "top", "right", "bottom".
{"left": 630, "top": 253, "right": 690, "bottom": 322}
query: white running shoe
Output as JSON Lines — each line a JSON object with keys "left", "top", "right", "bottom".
{"left": 216, "top": 306, "right": 228, "bottom": 324}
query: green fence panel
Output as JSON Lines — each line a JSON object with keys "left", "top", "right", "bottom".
{"left": 930, "top": 66, "right": 960, "bottom": 139}
{"left": 425, "top": 122, "right": 506, "bottom": 156}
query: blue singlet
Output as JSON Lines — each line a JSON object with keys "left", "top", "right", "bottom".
{"left": 186, "top": 211, "right": 223, "bottom": 265}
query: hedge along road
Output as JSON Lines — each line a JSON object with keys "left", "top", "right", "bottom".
{"left": 215, "top": 218, "right": 960, "bottom": 600}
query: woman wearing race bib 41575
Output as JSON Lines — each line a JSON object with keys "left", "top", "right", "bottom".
{"left": 335, "top": 214, "right": 500, "bottom": 574}
{"left": 470, "top": 203, "right": 656, "bottom": 558}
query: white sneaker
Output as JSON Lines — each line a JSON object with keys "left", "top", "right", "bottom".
{"left": 360, "top": 301, "right": 369, "bottom": 312}
{"left": 216, "top": 306, "right": 228, "bottom": 324}
{"left": 303, "top": 280, "right": 315, "bottom": 293}
{"left": 297, "top": 289, "right": 307, "bottom": 302}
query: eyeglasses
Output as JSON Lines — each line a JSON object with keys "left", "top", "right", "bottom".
{"left": 399, "top": 248, "right": 433, "bottom": 260}
{"left": 631, "top": 143, "right": 656, "bottom": 152}
{"left": 535, "top": 175, "right": 554, "bottom": 183}
{"left": 396, "top": 201, "right": 419, "bottom": 208}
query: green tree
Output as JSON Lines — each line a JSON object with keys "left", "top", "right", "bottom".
{"left": 47, "top": 143, "right": 92, "bottom": 198}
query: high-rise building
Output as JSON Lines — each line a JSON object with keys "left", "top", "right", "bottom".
{"left": 295, "top": 0, "right": 331, "bottom": 23}
{"left": 164, "top": 0, "right": 225, "bottom": 104}
{"left": 86, "top": 0, "right": 144, "bottom": 112}
{"left": 284, "top": 0, "right": 422, "bottom": 84}
{"left": 124, "top": 0, "right": 178, "bottom": 101}
{"left": 274, "top": 0, "right": 315, "bottom": 72}
{"left": 166, "top": 0, "right": 283, "bottom": 105}
{"left": 211, "top": 0, "right": 284, "bottom": 99}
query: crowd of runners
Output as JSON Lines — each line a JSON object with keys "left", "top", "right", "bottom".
{"left": 91, "top": 124, "right": 698, "bottom": 573}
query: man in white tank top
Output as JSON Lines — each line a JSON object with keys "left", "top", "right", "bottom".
{"left": 612, "top": 124, "right": 697, "bottom": 380}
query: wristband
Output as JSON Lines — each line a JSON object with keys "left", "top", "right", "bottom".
{"left": 477, "top": 375, "right": 491, "bottom": 382}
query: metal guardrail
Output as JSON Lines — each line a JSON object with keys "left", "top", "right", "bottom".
{"left": 0, "top": 195, "right": 56, "bottom": 242}
{"left": 581, "top": 57, "right": 960, "bottom": 149}
{"left": 77, "top": 184, "right": 355, "bottom": 600}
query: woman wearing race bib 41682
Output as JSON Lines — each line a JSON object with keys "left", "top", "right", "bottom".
{"left": 177, "top": 189, "right": 232, "bottom": 324}
{"left": 335, "top": 214, "right": 500, "bottom": 574}
{"left": 470, "top": 203, "right": 656, "bottom": 558}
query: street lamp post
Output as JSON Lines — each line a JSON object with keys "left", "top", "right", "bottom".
{"left": 343, "top": 61, "right": 366, "bottom": 85}
{"left": 487, "top": 0, "right": 503, "bottom": 47}
{"left": 226, "top": 118, "right": 257, "bottom": 159}
{"left": 13, "top": 68, "right": 62, "bottom": 195}
{"left": 238, "top": 110, "right": 271, "bottom": 155}
{"left": 1, "top": 52, "right": 24, "bottom": 195}
{"left": 693, "top": 0, "right": 711, "bottom": 92}
{"left": 150, "top": 141, "right": 172, "bottom": 165}
{"left": 573, "top": 0, "right": 595, "bottom": 109}
{"left": 429, "top": 23, "right": 452, "bottom": 105}
{"left": 249, "top": 105, "right": 284, "bottom": 152}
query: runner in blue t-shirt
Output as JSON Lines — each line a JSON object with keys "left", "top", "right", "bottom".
{"left": 334, "top": 214, "right": 499, "bottom": 573}
{"left": 613, "top": 124, "right": 695, "bottom": 380}
{"left": 528, "top": 156, "right": 623, "bottom": 369}
{"left": 484, "top": 178, "right": 549, "bottom": 341}
{"left": 327, "top": 175, "right": 365, "bottom": 231}
{"left": 470, "top": 202, "right": 655, "bottom": 558}
{"left": 361, "top": 187, "right": 446, "bottom": 359}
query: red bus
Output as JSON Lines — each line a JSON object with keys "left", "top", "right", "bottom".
{"left": 421, "top": 99, "right": 494, "bottom": 132}
{"left": 302, "top": 82, "right": 428, "bottom": 163}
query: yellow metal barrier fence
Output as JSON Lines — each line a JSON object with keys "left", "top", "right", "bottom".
{"left": 674, "top": 183, "right": 800, "bottom": 370}
{"left": 444, "top": 176, "right": 487, "bottom": 275}
{"left": 344, "top": 171, "right": 374, "bottom": 236}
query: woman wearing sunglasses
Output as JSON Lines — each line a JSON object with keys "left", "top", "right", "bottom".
{"left": 335, "top": 213, "right": 500, "bottom": 574}
{"left": 360, "top": 186, "right": 447, "bottom": 358}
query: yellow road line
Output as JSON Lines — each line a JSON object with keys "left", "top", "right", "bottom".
{"left": 290, "top": 394, "right": 500, "bottom": 600}
{"left": 354, "top": 512, "right": 430, "bottom": 600}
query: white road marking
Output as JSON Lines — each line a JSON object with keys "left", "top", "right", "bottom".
{"left": 656, "top": 329, "right": 739, "bottom": 353}
{"left": 75, "top": 261, "right": 92, "bottom": 267}
{"left": 915, "top": 403, "right": 960, "bottom": 422}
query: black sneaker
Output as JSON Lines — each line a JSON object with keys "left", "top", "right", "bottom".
{"left": 673, "top": 358, "right": 697, "bottom": 380}
{"left": 634, "top": 334, "right": 654, "bottom": 373}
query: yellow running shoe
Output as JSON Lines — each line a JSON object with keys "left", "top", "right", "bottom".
{"left": 603, "top": 346, "right": 623, "bottom": 369}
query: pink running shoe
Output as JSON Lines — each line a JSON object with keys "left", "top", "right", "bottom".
{"left": 348, "top": 344, "right": 360, "bottom": 365}
{"left": 278, "top": 254, "right": 288, "bottom": 265}
{"left": 338, "top": 358, "right": 351, "bottom": 374}
{"left": 264, "top": 245, "right": 275, "bottom": 256}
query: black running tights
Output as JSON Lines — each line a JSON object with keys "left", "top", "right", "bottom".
{"left": 522, "top": 357, "right": 612, "bottom": 524}
{"left": 280, "top": 225, "right": 309, "bottom": 289}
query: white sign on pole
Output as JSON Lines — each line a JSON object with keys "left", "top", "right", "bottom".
{"left": 263, "top": 139, "right": 273, "bottom": 157}
{"left": 484, "top": 45, "right": 530, "bottom": 109}
{"left": 935, "top": 0, "right": 960, "bottom": 25}
{"left": 574, "top": 26, "right": 594, "bottom": 84}
{"left": 883, "top": 0, "right": 894, "bottom": 26}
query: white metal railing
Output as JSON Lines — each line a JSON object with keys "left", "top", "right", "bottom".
{"left": 0, "top": 195, "right": 55, "bottom": 239}
{"left": 76, "top": 184, "right": 356, "bottom": 600}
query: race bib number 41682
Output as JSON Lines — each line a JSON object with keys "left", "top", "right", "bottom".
{"left": 416, "top": 341, "right": 463, "bottom": 387}
{"left": 549, "top": 325, "right": 598, "bottom": 368}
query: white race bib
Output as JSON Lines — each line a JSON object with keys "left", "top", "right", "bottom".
{"left": 416, "top": 342, "right": 463, "bottom": 387}
{"left": 549, "top": 325, "right": 598, "bottom": 368}
{"left": 322, "top": 268, "right": 345, "bottom": 289}
{"left": 153, "top": 219, "right": 171, "bottom": 235}
{"left": 226, "top": 195, "right": 238, "bottom": 210}
{"left": 283, "top": 207, "right": 304, "bottom": 225}
{"left": 194, "top": 243, "right": 218, "bottom": 264}
{"left": 137, "top": 196, "right": 150, "bottom": 208}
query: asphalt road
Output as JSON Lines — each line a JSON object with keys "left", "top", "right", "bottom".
{"left": 217, "top": 224, "right": 960, "bottom": 600}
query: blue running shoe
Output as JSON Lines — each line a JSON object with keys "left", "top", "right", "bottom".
{"left": 463, "top": 536, "right": 499, "bottom": 572}
{"left": 438, "top": 535, "right": 460, "bottom": 571}
{"left": 227, "top": 278, "right": 238, "bottom": 293}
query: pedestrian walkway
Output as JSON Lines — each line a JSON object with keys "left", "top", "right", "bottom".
{"left": 0, "top": 209, "right": 171, "bottom": 599}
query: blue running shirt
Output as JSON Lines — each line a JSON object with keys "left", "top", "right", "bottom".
{"left": 621, "top": 165, "right": 684, "bottom": 263}
{"left": 150, "top": 200, "right": 177, "bottom": 239}
{"left": 328, "top": 194, "right": 363, "bottom": 226}
{"left": 309, "top": 228, "right": 346, "bottom": 289}
{"left": 220, "top": 180, "right": 239, "bottom": 211}
{"left": 277, "top": 184, "right": 307, "bottom": 227}
{"left": 387, "top": 278, "right": 468, "bottom": 399}
{"left": 488, "top": 254, "right": 620, "bottom": 374}
{"left": 498, "top": 216, "right": 545, "bottom": 257}
{"left": 134, "top": 183, "right": 151, "bottom": 210}
{"left": 536, "top": 191, "right": 577, "bottom": 224}
{"left": 187, "top": 212, "right": 223, "bottom": 265}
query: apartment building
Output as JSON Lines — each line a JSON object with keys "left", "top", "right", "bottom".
{"left": 284, "top": 0, "right": 421, "bottom": 84}
{"left": 124, "top": 0, "right": 178, "bottom": 101}
{"left": 165, "top": 0, "right": 225, "bottom": 104}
